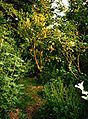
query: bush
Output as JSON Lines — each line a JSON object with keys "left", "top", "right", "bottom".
{"left": 34, "top": 78, "right": 83, "bottom": 119}
{"left": 0, "top": 76, "right": 23, "bottom": 115}
{"left": 0, "top": 12, "right": 25, "bottom": 118}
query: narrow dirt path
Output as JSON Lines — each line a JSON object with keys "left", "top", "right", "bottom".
{"left": 25, "top": 85, "right": 44, "bottom": 119}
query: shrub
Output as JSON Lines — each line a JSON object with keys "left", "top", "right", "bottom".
{"left": 0, "top": 12, "right": 25, "bottom": 118}
{"left": 34, "top": 78, "right": 83, "bottom": 119}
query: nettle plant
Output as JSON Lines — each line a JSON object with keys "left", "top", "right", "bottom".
{"left": 0, "top": 15, "right": 25, "bottom": 115}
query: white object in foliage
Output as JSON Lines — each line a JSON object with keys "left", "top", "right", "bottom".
{"left": 81, "top": 95, "right": 88, "bottom": 100}
{"left": 82, "top": 90, "right": 88, "bottom": 95}
{"left": 75, "top": 81, "right": 84, "bottom": 91}
{"left": 75, "top": 81, "right": 88, "bottom": 100}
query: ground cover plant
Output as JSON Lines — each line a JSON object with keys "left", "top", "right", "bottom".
{"left": 0, "top": 0, "right": 88, "bottom": 119}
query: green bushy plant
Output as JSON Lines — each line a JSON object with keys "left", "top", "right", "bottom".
{"left": 34, "top": 78, "right": 83, "bottom": 119}
{"left": 0, "top": 10, "right": 25, "bottom": 118}
{"left": 0, "top": 76, "right": 24, "bottom": 116}
{"left": 0, "top": 42, "right": 25, "bottom": 118}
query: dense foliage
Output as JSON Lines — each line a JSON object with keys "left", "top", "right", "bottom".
{"left": 0, "top": 0, "right": 88, "bottom": 118}
{"left": 33, "top": 78, "right": 83, "bottom": 119}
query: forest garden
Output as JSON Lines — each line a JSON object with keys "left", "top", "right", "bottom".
{"left": 0, "top": 0, "right": 88, "bottom": 118}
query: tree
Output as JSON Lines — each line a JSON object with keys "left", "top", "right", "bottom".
{"left": 0, "top": 0, "right": 54, "bottom": 117}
